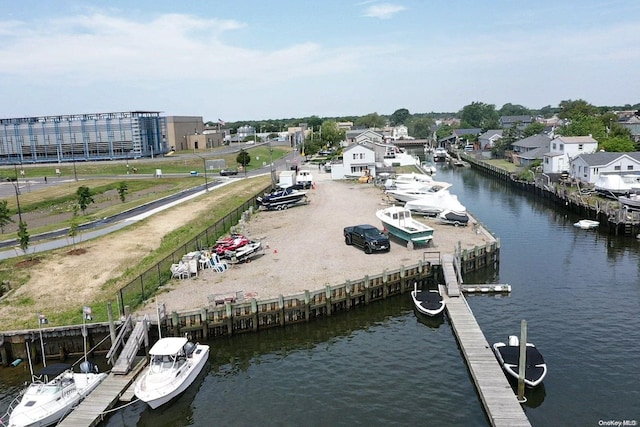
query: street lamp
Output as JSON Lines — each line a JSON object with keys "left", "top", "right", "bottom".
{"left": 194, "top": 154, "right": 208, "bottom": 191}
{"left": 37, "top": 313, "right": 48, "bottom": 367}
{"left": 11, "top": 164, "right": 23, "bottom": 223}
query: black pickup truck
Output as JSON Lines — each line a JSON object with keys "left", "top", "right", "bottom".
{"left": 343, "top": 224, "right": 390, "bottom": 254}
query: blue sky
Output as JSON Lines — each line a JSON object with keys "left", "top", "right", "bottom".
{"left": 1, "top": 1, "right": 639, "bottom": 122}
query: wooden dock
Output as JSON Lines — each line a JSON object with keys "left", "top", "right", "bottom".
{"left": 442, "top": 258, "right": 531, "bottom": 427}
{"left": 58, "top": 359, "right": 146, "bottom": 427}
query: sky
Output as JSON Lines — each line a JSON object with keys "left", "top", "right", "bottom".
{"left": 1, "top": 1, "right": 639, "bottom": 122}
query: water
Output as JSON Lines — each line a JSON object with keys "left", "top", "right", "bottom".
{"left": 2, "top": 161, "right": 640, "bottom": 426}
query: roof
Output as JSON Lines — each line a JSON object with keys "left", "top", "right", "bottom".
{"left": 37, "top": 363, "right": 72, "bottom": 377}
{"left": 512, "top": 134, "right": 550, "bottom": 149}
{"left": 553, "top": 135, "right": 598, "bottom": 144}
{"left": 454, "top": 128, "right": 482, "bottom": 136}
{"left": 344, "top": 142, "right": 374, "bottom": 153}
{"left": 500, "top": 115, "right": 533, "bottom": 124}
{"left": 574, "top": 152, "right": 640, "bottom": 167}
{"left": 517, "top": 146, "right": 548, "bottom": 160}
{"left": 149, "top": 337, "right": 188, "bottom": 356}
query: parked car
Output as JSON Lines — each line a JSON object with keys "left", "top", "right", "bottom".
{"left": 220, "top": 169, "right": 238, "bottom": 176}
{"left": 343, "top": 224, "right": 390, "bottom": 254}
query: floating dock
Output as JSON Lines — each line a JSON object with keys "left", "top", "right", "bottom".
{"left": 442, "top": 256, "right": 531, "bottom": 427}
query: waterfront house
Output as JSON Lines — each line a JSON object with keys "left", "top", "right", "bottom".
{"left": 330, "top": 142, "right": 376, "bottom": 180}
{"left": 499, "top": 115, "right": 533, "bottom": 131}
{"left": 478, "top": 129, "right": 503, "bottom": 150}
{"left": 570, "top": 151, "right": 640, "bottom": 184}
{"left": 619, "top": 115, "right": 640, "bottom": 143}
{"left": 542, "top": 135, "right": 599, "bottom": 174}
{"left": 346, "top": 129, "right": 384, "bottom": 146}
{"left": 511, "top": 134, "right": 551, "bottom": 167}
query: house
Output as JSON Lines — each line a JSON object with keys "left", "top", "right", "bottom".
{"left": 570, "top": 152, "right": 640, "bottom": 184}
{"left": 542, "top": 135, "right": 599, "bottom": 174}
{"left": 478, "top": 130, "right": 503, "bottom": 150}
{"left": 499, "top": 115, "right": 533, "bottom": 130}
{"left": 330, "top": 142, "right": 376, "bottom": 180}
{"left": 619, "top": 115, "right": 640, "bottom": 143}
{"left": 345, "top": 129, "right": 384, "bottom": 145}
{"left": 511, "top": 134, "right": 551, "bottom": 167}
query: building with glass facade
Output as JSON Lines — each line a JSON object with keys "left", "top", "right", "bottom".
{"left": 0, "top": 111, "right": 167, "bottom": 164}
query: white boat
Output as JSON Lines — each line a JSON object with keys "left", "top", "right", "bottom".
{"left": 376, "top": 205, "right": 434, "bottom": 249}
{"left": 618, "top": 193, "right": 640, "bottom": 210}
{"left": 492, "top": 335, "right": 547, "bottom": 388}
{"left": 7, "top": 362, "right": 107, "bottom": 427}
{"left": 573, "top": 219, "right": 599, "bottom": 229}
{"left": 421, "top": 161, "right": 437, "bottom": 175}
{"left": 410, "top": 283, "right": 445, "bottom": 316}
{"left": 402, "top": 184, "right": 465, "bottom": 216}
{"left": 594, "top": 174, "right": 640, "bottom": 197}
{"left": 386, "top": 182, "right": 453, "bottom": 204}
{"left": 134, "top": 337, "right": 209, "bottom": 409}
{"left": 383, "top": 172, "right": 436, "bottom": 190}
{"left": 434, "top": 147, "right": 448, "bottom": 162}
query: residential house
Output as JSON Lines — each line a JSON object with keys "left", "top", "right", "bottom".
{"left": 346, "top": 129, "right": 384, "bottom": 145}
{"left": 330, "top": 142, "right": 376, "bottom": 180}
{"left": 511, "top": 134, "right": 551, "bottom": 167}
{"left": 619, "top": 115, "right": 640, "bottom": 143}
{"left": 570, "top": 152, "right": 640, "bottom": 184}
{"left": 499, "top": 115, "right": 533, "bottom": 130}
{"left": 478, "top": 129, "right": 503, "bottom": 150}
{"left": 542, "top": 135, "right": 599, "bottom": 174}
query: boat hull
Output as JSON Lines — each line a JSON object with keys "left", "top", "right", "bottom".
{"left": 411, "top": 288, "right": 445, "bottom": 317}
{"left": 376, "top": 206, "right": 434, "bottom": 249}
{"left": 135, "top": 344, "right": 209, "bottom": 409}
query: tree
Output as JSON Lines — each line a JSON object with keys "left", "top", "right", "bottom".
{"left": 435, "top": 124, "right": 454, "bottom": 141}
{"left": 17, "top": 220, "right": 29, "bottom": 255}
{"left": 355, "top": 112, "right": 385, "bottom": 129}
{"left": 557, "top": 115, "right": 607, "bottom": 141}
{"left": 117, "top": 182, "right": 129, "bottom": 203}
{"left": 522, "top": 122, "right": 545, "bottom": 138}
{"left": 390, "top": 108, "right": 411, "bottom": 125}
{"left": 557, "top": 99, "right": 599, "bottom": 120}
{"left": 0, "top": 200, "right": 13, "bottom": 233}
{"left": 68, "top": 205, "right": 80, "bottom": 249}
{"left": 599, "top": 136, "right": 636, "bottom": 153}
{"left": 498, "top": 103, "right": 531, "bottom": 117}
{"left": 236, "top": 149, "right": 251, "bottom": 168}
{"left": 459, "top": 102, "right": 499, "bottom": 130}
{"left": 76, "top": 186, "right": 95, "bottom": 215}
{"left": 491, "top": 127, "right": 518, "bottom": 158}
{"left": 320, "top": 121, "right": 345, "bottom": 146}
{"left": 407, "top": 117, "right": 434, "bottom": 139}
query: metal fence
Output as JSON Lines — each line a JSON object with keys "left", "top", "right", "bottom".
{"left": 115, "top": 184, "right": 271, "bottom": 315}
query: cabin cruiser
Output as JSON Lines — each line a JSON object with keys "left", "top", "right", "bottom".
{"left": 386, "top": 182, "right": 454, "bottom": 204}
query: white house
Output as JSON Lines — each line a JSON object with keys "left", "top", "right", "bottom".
{"left": 478, "top": 129, "right": 503, "bottom": 150}
{"left": 330, "top": 143, "right": 376, "bottom": 180}
{"left": 346, "top": 129, "right": 384, "bottom": 145}
{"left": 570, "top": 152, "right": 640, "bottom": 184}
{"left": 542, "top": 135, "right": 599, "bottom": 174}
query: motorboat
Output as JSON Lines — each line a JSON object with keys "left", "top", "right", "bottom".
{"left": 411, "top": 283, "right": 445, "bottom": 317}
{"left": 573, "top": 219, "right": 599, "bottom": 229}
{"left": 376, "top": 205, "right": 434, "bottom": 249}
{"left": 618, "top": 193, "right": 640, "bottom": 210}
{"left": 134, "top": 337, "right": 210, "bottom": 409}
{"left": 401, "top": 184, "right": 464, "bottom": 216}
{"left": 492, "top": 335, "right": 547, "bottom": 388}
{"left": 383, "top": 172, "right": 435, "bottom": 190}
{"left": 7, "top": 362, "right": 107, "bottom": 427}
{"left": 438, "top": 209, "right": 470, "bottom": 226}
{"left": 421, "top": 161, "right": 437, "bottom": 175}
{"left": 434, "top": 147, "right": 448, "bottom": 162}
{"left": 386, "top": 182, "right": 453, "bottom": 204}
{"left": 222, "top": 240, "right": 263, "bottom": 263}
{"left": 256, "top": 187, "right": 307, "bottom": 210}
{"left": 594, "top": 174, "right": 640, "bottom": 198}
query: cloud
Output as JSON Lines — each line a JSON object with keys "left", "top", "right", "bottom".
{"left": 363, "top": 3, "right": 406, "bottom": 19}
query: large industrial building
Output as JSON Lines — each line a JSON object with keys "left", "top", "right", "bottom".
{"left": 0, "top": 111, "right": 168, "bottom": 164}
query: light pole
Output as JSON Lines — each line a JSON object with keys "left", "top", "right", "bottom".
{"left": 194, "top": 154, "right": 208, "bottom": 191}
{"left": 37, "top": 313, "right": 47, "bottom": 367}
{"left": 11, "top": 164, "right": 23, "bottom": 223}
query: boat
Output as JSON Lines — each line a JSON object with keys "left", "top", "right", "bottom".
{"left": 375, "top": 205, "right": 434, "bottom": 249}
{"left": 383, "top": 172, "right": 435, "bottom": 190}
{"left": 618, "top": 193, "right": 640, "bottom": 210}
{"left": 594, "top": 174, "right": 640, "bottom": 198}
{"left": 492, "top": 335, "right": 547, "bottom": 388}
{"left": 386, "top": 182, "right": 453, "bottom": 204}
{"left": 421, "top": 161, "right": 437, "bottom": 175}
{"left": 134, "top": 337, "right": 210, "bottom": 409}
{"left": 401, "top": 184, "right": 464, "bottom": 216}
{"left": 438, "top": 209, "right": 470, "bottom": 226}
{"left": 410, "top": 283, "right": 445, "bottom": 316}
{"left": 256, "top": 186, "right": 307, "bottom": 210}
{"left": 222, "top": 240, "right": 263, "bottom": 263}
{"left": 7, "top": 362, "right": 107, "bottom": 427}
{"left": 434, "top": 147, "right": 448, "bottom": 162}
{"left": 573, "top": 219, "right": 599, "bottom": 229}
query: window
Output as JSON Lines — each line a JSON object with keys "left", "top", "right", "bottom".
{"left": 578, "top": 144, "right": 583, "bottom": 150}
{"left": 614, "top": 165, "right": 621, "bottom": 171}
{"left": 559, "top": 144, "right": 564, "bottom": 151}
{"left": 627, "top": 165, "right": 634, "bottom": 171}
{"left": 552, "top": 143, "right": 556, "bottom": 150}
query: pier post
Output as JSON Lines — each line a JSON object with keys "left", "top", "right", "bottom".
{"left": 225, "top": 303, "right": 233, "bottom": 335}
{"left": 171, "top": 311, "right": 180, "bottom": 336}
{"left": 107, "top": 302, "right": 116, "bottom": 346}
{"left": 325, "top": 285, "right": 332, "bottom": 316}
{"left": 278, "top": 295, "right": 285, "bottom": 325}
{"left": 345, "top": 280, "right": 352, "bottom": 310}
{"left": 364, "top": 276, "right": 370, "bottom": 304}
{"left": 251, "top": 299, "right": 258, "bottom": 331}
{"left": 518, "top": 320, "right": 528, "bottom": 402}
{"left": 304, "top": 291, "right": 310, "bottom": 322}
{"left": 0, "top": 335, "right": 6, "bottom": 366}
{"left": 200, "top": 308, "right": 208, "bottom": 340}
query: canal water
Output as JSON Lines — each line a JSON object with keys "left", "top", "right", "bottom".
{"left": 2, "top": 161, "right": 639, "bottom": 426}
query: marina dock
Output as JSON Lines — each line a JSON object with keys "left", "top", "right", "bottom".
{"left": 442, "top": 256, "right": 531, "bottom": 427}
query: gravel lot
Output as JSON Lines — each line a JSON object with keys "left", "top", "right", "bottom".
{"left": 143, "top": 171, "right": 494, "bottom": 314}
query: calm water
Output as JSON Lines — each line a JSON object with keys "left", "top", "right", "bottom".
{"left": 2, "top": 161, "right": 640, "bottom": 426}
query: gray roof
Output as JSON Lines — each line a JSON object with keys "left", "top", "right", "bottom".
{"left": 479, "top": 129, "right": 503, "bottom": 139}
{"left": 455, "top": 128, "right": 482, "bottom": 136}
{"left": 575, "top": 152, "right": 640, "bottom": 166}
{"left": 500, "top": 115, "right": 532, "bottom": 124}
{"left": 512, "top": 133, "right": 550, "bottom": 149}
{"left": 517, "top": 146, "right": 548, "bottom": 160}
